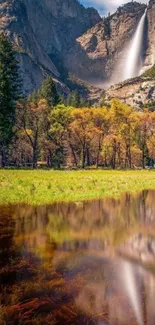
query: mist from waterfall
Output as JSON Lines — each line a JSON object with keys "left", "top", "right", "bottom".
{"left": 123, "top": 8, "right": 147, "bottom": 80}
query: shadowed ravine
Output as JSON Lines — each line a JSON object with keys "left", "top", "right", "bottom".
{"left": 1, "top": 190, "right": 155, "bottom": 324}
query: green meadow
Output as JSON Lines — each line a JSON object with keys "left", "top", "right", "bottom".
{"left": 1, "top": 169, "right": 155, "bottom": 205}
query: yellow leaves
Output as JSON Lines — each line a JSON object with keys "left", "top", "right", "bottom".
{"left": 15, "top": 96, "right": 155, "bottom": 169}
{"left": 70, "top": 108, "right": 105, "bottom": 145}
{"left": 110, "top": 98, "right": 133, "bottom": 121}
{"left": 25, "top": 128, "right": 32, "bottom": 136}
{"left": 71, "top": 108, "right": 92, "bottom": 121}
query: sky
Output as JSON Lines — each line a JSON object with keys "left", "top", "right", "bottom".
{"left": 81, "top": 0, "right": 147, "bottom": 16}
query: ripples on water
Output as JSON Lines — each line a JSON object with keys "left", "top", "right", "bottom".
{"left": 1, "top": 190, "right": 155, "bottom": 324}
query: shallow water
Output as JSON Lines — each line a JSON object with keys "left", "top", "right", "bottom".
{"left": 1, "top": 190, "right": 155, "bottom": 324}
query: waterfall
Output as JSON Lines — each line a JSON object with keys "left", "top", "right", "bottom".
{"left": 123, "top": 8, "right": 147, "bottom": 80}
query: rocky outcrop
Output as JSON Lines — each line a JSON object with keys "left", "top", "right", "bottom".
{"left": 0, "top": 0, "right": 101, "bottom": 93}
{"left": 105, "top": 75, "right": 155, "bottom": 109}
{"left": 143, "top": 0, "right": 155, "bottom": 72}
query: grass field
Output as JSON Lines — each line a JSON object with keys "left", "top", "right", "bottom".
{"left": 1, "top": 169, "right": 155, "bottom": 205}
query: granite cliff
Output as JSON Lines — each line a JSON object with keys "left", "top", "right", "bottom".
{"left": 143, "top": 0, "right": 155, "bottom": 72}
{"left": 0, "top": 0, "right": 155, "bottom": 101}
{"left": 105, "top": 74, "right": 155, "bottom": 110}
{"left": 0, "top": 0, "right": 100, "bottom": 93}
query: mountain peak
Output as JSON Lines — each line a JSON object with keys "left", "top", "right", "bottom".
{"left": 117, "top": 1, "right": 147, "bottom": 13}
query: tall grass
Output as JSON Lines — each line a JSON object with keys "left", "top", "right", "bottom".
{"left": 1, "top": 170, "right": 155, "bottom": 205}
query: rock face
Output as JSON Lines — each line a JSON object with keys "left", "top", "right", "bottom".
{"left": 0, "top": 0, "right": 100, "bottom": 93}
{"left": 143, "top": 0, "right": 155, "bottom": 71}
{"left": 105, "top": 75, "right": 155, "bottom": 109}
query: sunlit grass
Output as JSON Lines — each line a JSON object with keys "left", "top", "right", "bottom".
{"left": 1, "top": 169, "right": 155, "bottom": 205}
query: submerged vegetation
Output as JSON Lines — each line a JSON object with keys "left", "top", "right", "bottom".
{"left": 1, "top": 170, "right": 155, "bottom": 205}
{"left": 0, "top": 211, "right": 90, "bottom": 325}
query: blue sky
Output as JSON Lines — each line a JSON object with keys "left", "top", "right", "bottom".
{"left": 80, "top": 0, "right": 147, "bottom": 16}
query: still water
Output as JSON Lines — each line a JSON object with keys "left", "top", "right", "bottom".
{"left": 1, "top": 190, "right": 155, "bottom": 324}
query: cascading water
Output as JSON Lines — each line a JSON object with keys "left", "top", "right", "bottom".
{"left": 123, "top": 8, "right": 147, "bottom": 80}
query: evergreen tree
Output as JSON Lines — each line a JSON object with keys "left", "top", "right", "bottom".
{"left": 39, "top": 76, "right": 60, "bottom": 107}
{"left": 0, "top": 33, "right": 20, "bottom": 167}
{"left": 28, "top": 90, "right": 38, "bottom": 104}
{"left": 66, "top": 90, "right": 81, "bottom": 107}
{"left": 66, "top": 92, "right": 73, "bottom": 106}
{"left": 71, "top": 90, "right": 80, "bottom": 107}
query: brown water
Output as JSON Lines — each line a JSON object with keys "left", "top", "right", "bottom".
{"left": 1, "top": 190, "right": 155, "bottom": 325}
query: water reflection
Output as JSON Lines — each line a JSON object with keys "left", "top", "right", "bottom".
{"left": 1, "top": 190, "right": 155, "bottom": 324}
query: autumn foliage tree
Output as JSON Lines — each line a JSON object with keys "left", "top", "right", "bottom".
{"left": 11, "top": 98, "right": 155, "bottom": 169}
{"left": 137, "top": 109, "right": 151, "bottom": 168}
{"left": 69, "top": 108, "right": 108, "bottom": 168}
{"left": 106, "top": 100, "right": 138, "bottom": 168}
{"left": 18, "top": 98, "right": 48, "bottom": 168}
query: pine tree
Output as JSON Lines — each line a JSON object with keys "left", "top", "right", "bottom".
{"left": 71, "top": 90, "right": 80, "bottom": 107}
{"left": 66, "top": 90, "right": 81, "bottom": 107}
{"left": 28, "top": 90, "right": 38, "bottom": 104}
{"left": 39, "top": 76, "right": 60, "bottom": 107}
{"left": 0, "top": 33, "right": 21, "bottom": 167}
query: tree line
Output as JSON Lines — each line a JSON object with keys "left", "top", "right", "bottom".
{"left": 1, "top": 33, "right": 155, "bottom": 169}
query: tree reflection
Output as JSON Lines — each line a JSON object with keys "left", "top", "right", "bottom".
{"left": 1, "top": 190, "right": 155, "bottom": 324}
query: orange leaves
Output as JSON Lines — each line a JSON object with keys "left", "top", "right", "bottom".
{"left": 28, "top": 99, "right": 48, "bottom": 114}
{"left": 14, "top": 97, "right": 155, "bottom": 169}
{"left": 70, "top": 108, "right": 107, "bottom": 142}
